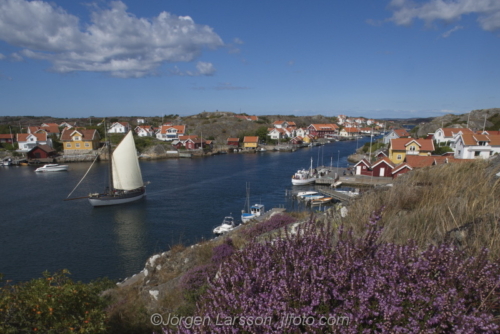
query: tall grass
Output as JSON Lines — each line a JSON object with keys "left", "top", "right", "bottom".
{"left": 344, "top": 159, "right": 500, "bottom": 257}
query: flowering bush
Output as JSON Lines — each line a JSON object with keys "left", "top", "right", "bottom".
{"left": 166, "top": 214, "right": 500, "bottom": 333}
{"left": 243, "top": 213, "right": 297, "bottom": 239}
{"left": 0, "top": 270, "right": 112, "bottom": 333}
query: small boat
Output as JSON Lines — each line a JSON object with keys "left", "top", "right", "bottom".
{"left": 296, "top": 191, "right": 318, "bottom": 198}
{"left": 311, "top": 197, "right": 333, "bottom": 205}
{"left": 2, "top": 158, "right": 12, "bottom": 166}
{"left": 292, "top": 158, "right": 317, "bottom": 185}
{"left": 213, "top": 214, "right": 236, "bottom": 235}
{"left": 241, "top": 183, "right": 265, "bottom": 223}
{"left": 35, "top": 164, "right": 69, "bottom": 172}
{"left": 301, "top": 194, "right": 325, "bottom": 201}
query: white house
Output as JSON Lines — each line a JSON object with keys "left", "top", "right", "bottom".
{"left": 108, "top": 122, "right": 130, "bottom": 134}
{"left": 16, "top": 133, "right": 52, "bottom": 152}
{"left": 137, "top": 118, "right": 145, "bottom": 125}
{"left": 135, "top": 125, "right": 154, "bottom": 137}
{"left": 454, "top": 133, "right": 500, "bottom": 159}
{"left": 383, "top": 129, "right": 411, "bottom": 144}
{"left": 433, "top": 127, "right": 473, "bottom": 147}
{"left": 273, "top": 121, "right": 289, "bottom": 129}
{"left": 156, "top": 125, "right": 186, "bottom": 141}
{"left": 295, "top": 128, "right": 308, "bottom": 138}
{"left": 268, "top": 128, "right": 286, "bottom": 140}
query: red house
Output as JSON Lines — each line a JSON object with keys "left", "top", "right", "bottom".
{"left": 307, "top": 124, "right": 339, "bottom": 138}
{"left": 353, "top": 159, "right": 372, "bottom": 176}
{"left": 370, "top": 157, "right": 394, "bottom": 177}
{"left": 0, "top": 134, "right": 15, "bottom": 144}
{"left": 392, "top": 163, "right": 413, "bottom": 178}
{"left": 290, "top": 136, "right": 303, "bottom": 145}
{"left": 27, "top": 145, "right": 57, "bottom": 160}
{"left": 227, "top": 138, "right": 240, "bottom": 147}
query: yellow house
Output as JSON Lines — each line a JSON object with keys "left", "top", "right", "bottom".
{"left": 389, "top": 138, "right": 435, "bottom": 164}
{"left": 61, "top": 128, "right": 101, "bottom": 153}
{"left": 243, "top": 136, "right": 259, "bottom": 149}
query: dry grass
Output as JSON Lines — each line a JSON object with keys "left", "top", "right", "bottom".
{"left": 343, "top": 159, "right": 500, "bottom": 257}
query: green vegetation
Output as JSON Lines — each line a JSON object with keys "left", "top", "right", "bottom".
{"left": 432, "top": 145, "right": 453, "bottom": 155}
{"left": 487, "top": 113, "right": 500, "bottom": 131}
{"left": 0, "top": 270, "right": 113, "bottom": 333}
{"left": 361, "top": 141, "right": 385, "bottom": 154}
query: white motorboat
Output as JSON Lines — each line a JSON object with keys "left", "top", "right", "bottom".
{"left": 291, "top": 158, "right": 317, "bottom": 185}
{"left": 301, "top": 194, "right": 325, "bottom": 201}
{"left": 296, "top": 191, "right": 318, "bottom": 198}
{"left": 35, "top": 164, "right": 69, "bottom": 172}
{"left": 311, "top": 197, "right": 333, "bottom": 205}
{"left": 213, "top": 215, "right": 236, "bottom": 235}
{"left": 2, "top": 158, "right": 12, "bottom": 166}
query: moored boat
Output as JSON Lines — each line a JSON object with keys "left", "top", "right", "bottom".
{"left": 311, "top": 197, "right": 333, "bottom": 205}
{"left": 291, "top": 158, "right": 317, "bottom": 185}
{"left": 213, "top": 214, "right": 236, "bottom": 235}
{"left": 35, "top": 164, "right": 69, "bottom": 172}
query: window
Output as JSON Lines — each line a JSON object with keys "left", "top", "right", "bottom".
{"left": 66, "top": 143, "right": 71, "bottom": 148}
{"left": 409, "top": 146, "right": 416, "bottom": 151}
{"left": 478, "top": 141, "right": 487, "bottom": 146}
{"left": 75, "top": 143, "right": 80, "bottom": 148}
{"left": 397, "top": 154, "right": 402, "bottom": 160}
{"left": 84, "top": 142, "right": 90, "bottom": 147}
{"left": 474, "top": 151, "right": 480, "bottom": 157}
{"left": 73, "top": 136, "right": 80, "bottom": 141}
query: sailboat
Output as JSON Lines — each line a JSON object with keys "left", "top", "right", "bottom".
{"left": 88, "top": 131, "right": 146, "bottom": 207}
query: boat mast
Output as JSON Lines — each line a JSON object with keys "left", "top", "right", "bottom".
{"left": 105, "top": 119, "right": 114, "bottom": 193}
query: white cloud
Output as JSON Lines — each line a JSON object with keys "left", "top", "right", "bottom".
{"left": 441, "top": 25, "right": 464, "bottom": 37}
{"left": 388, "top": 0, "right": 500, "bottom": 32}
{"left": 0, "top": 0, "right": 224, "bottom": 77}
{"left": 195, "top": 61, "right": 216, "bottom": 76}
{"left": 233, "top": 38, "right": 244, "bottom": 45}
{"left": 0, "top": 53, "right": 5, "bottom": 60}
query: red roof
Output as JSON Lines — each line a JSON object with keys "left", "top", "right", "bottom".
{"left": 243, "top": 136, "right": 259, "bottom": 143}
{"left": 227, "top": 137, "right": 239, "bottom": 142}
{"left": 393, "top": 129, "right": 411, "bottom": 137}
{"left": 390, "top": 138, "right": 434, "bottom": 152}
{"left": 460, "top": 134, "right": 500, "bottom": 146}
{"left": 160, "top": 125, "right": 186, "bottom": 135}
{"left": 310, "top": 124, "right": 339, "bottom": 131}
{"left": 17, "top": 132, "right": 47, "bottom": 142}
{"left": 371, "top": 157, "right": 395, "bottom": 169}
{"left": 439, "top": 127, "right": 473, "bottom": 137}
{"left": 0, "top": 134, "right": 14, "bottom": 139}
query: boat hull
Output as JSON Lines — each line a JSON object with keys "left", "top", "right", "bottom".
{"left": 35, "top": 164, "right": 69, "bottom": 172}
{"left": 88, "top": 188, "right": 146, "bottom": 207}
{"left": 291, "top": 177, "right": 316, "bottom": 186}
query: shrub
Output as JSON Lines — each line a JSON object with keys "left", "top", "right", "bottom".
{"left": 0, "top": 270, "right": 113, "bottom": 333}
{"left": 166, "top": 214, "right": 500, "bottom": 333}
{"left": 243, "top": 213, "right": 297, "bottom": 239}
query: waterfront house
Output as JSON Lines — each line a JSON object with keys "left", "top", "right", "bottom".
{"left": 268, "top": 128, "right": 287, "bottom": 140}
{"left": 27, "top": 145, "right": 57, "bottom": 160}
{"left": 307, "top": 124, "right": 339, "bottom": 138}
{"left": 353, "top": 159, "right": 372, "bottom": 175}
{"left": 388, "top": 138, "right": 434, "bottom": 164}
{"left": 339, "top": 127, "right": 360, "bottom": 138}
{"left": 172, "top": 135, "right": 198, "bottom": 149}
{"left": 184, "top": 138, "right": 209, "bottom": 150}
{"left": 290, "top": 136, "right": 303, "bottom": 145}
{"left": 61, "top": 128, "right": 100, "bottom": 154}
{"left": 135, "top": 125, "right": 154, "bottom": 137}
{"left": 383, "top": 129, "right": 411, "bottom": 144}
{"left": 227, "top": 138, "right": 240, "bottom": 147}
{"left": 0, "top": 134, "right": 15, "bottom": 144}
{"left": 433, "top": 127, "right": 473, "bottom": 148}
{"left": 17, "top": 133, "right": 52, "bottom": 152}
{"left": 243, "top": 136, "right": 259, "bottom": 149}
{"left": 156, "top": 125, "right": 186, "bottom": 141}
{"left": 371, "top": 157, "right": 395, "bottom": 177}
{"left": 295, "top": 128, "right": 307, "bottom": 138}
{"left": 453, "top": 133, "right": 500, "bottom": 159}
{"left": 108, "top": 122, "right": 130, "bottom": 134}
{"left": 59, "top": 121, "right": 75, "bottom": 129}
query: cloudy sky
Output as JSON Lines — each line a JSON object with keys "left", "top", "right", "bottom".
{"left": 0, "top": 0, "right": 499, "bottom": 118}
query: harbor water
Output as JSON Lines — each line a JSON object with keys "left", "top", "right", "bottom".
{"left": 0, "top": 137, "right": 374, "bottom": 283}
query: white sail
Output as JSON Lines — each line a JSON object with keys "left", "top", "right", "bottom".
{"left": 111, "top": 131, "right": 143, "bottom": 190}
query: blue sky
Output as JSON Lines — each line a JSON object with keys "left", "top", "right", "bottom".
{"left": 0, "top": 0, "right": 499, "bottom": 119}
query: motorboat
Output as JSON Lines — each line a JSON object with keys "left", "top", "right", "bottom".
{"left": 213, "top": 214, "right": 236, "bottom": 235}
{"left": 35, "top": 164, "right": 69, "bottom": 172}
{"left": 301, "top": 194, "right": 325, "bottom": 201}
{"left": 291, "top": 158, "right": 317, "bottom": 185}
{"left": 2, "top": 158, "right": 12, "bottom": 166}
{"left": 296, "top": 191, "right": 318, "bottom": 198}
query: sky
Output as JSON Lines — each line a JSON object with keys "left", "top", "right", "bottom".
{"left": 0, "top": 0, "right": 499, "bottom": 119}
